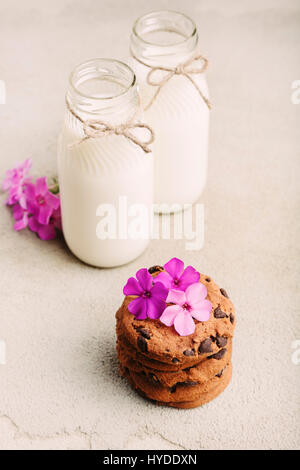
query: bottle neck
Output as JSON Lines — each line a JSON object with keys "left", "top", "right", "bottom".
{"left": 130, "top": 10, "right": 198, "bottom": 69}
{"left": 66, "top": 59, "right": 139, "bottom": 127}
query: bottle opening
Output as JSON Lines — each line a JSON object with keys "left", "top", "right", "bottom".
{"left": 69, "top": 58, "right": 136, "bottom": 100}
{"left": 133, "top": 10, "right": 196, "bottom": 46}
{"left": 131, "top": 11, "right": 198, "bottom": 67}
{"left": 67, "top": 59, "right": 138, "bottom": 122}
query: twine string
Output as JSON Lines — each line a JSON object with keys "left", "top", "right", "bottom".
{"left": 65, "top": 98, "right": 154, "bottom": 153}
{"left": 131, "top": 52, "right": 211, "bottom": 111}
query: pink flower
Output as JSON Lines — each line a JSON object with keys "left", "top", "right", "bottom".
{"left": 3, "top": 160, "right": 62, "bottom": 241}
{"left": 160, "top": 283, "right": 212, "bottom": 336}
{"left": 123, "top": 268, "right": 168, "bottom": 320}
{"left": 28, "top": 206, "right": 62, "bottom": 240}
{"left": 154, "top": 257, "right": 200, "bottom": 291}
{"left": 12, "top": 203, "right": 30, "bottom": 231}
{"left": 2, "top": 158, "right": 32, "bottom": 206}
{"left": 24, "top": 177, "right": 60, "bottom": 225}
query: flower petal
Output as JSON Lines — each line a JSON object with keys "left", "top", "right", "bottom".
{"left": 23, "top": 158, "right": 32, "bottom": 173}
{"left": 185, "top": 282, "right": 207, "bottom": 305}
{"left": 164, "top": 257, "right": 184, "bottom": 279}
{"left": 19, "top": 192, "right": 28, "bottom": 209}
{"left": 150, "top": 282, "right": 168, "bottom": 301}
{"left": 167, "top": 289, "right": 186, "bottom": 305}
{"left": 2, "top": 179, "right": 11, "bottom": 191}
{"left": 14, "top": 213, "right": 28, "bottom": 231}
{"left": 6, "top": 186, "right": 20, "bottom": 205}
{"left": 123, "top": 277, "right": 143, "bottom": 296}
{"left": 174, "top": 311, "right": 195, "bottom": 336}
{"left": 38, "top": 224, "right": 57, "bottom": 240}
{"left": 26, "top": 199, "right": 38, "bottom": 216}
{"left": 136, "top": 268, "right": 152, "bottom": 292}
{"left": 12, "top": 204, "right": 24, "bottom": 221}
{"left": 179, "top": 265, "right": 200, "bottom": 290}
{"left": 160, "top": 305, "right": 182, "bottom": 326}
{"left": 35, "top": 177, "right": 48, "bottom": 195}
{"left": 28, "top": 216, "right": 41, "bottom": 233}
{"left": 190, "top": 300, "right": 212, "bottom": 322}
{"left": 128, "top": 297, "right": 147, "bottom": 319}
{"left": 147, "top": 297, "right": 166, "bottom": 319}
{"left": 153, "top": 271, "right": 172, "bottom": 289}
{"left": 45, "top": 191, "right": 60, "bottom": 210}
{"left": 24, "top": 182, "right": 36, "bottom": 201}
{"left": 38, "top": 204, "right": 52, "bottom": 225}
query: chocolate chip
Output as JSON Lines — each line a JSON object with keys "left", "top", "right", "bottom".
{"left": 205, "top": 277, "right": 211, "bottom": 282}
{"left": 214, "top": 306, "right": 228, "bottom": 319}
{"left": 230, "top": 313, "right": 235, "bottom": 324}
{"left": 183, "top": 349, "right": 195, "bottom": 356}
{"left": 136, "top": 327, "right": 151, "bottom": 340}
{"left": 182, "top": 381, "right": 198, "bottom": 387}
{"left": 172, "top": 357, "right": 180, "bottom": 363}
{"left": 148, "top": 265, "right": 164, "bottom": 274}
{"left": 208, "top": 348, "right": 227, "bottom": 360}
{"left": 137, "top": 336, "right": 148, "bottom": 353}
{"left": 216, "top": 365, "right": 227, "bottom": 377}
{"left": 149, "top": 373, "right": 160, "bottom": 384}
{"left": 216, "top": 335, "right": 228, "bottom": 348}
{"left": 198, "top": 338, "right": 213, "bottom": 354}
{"left": 170, "top": 381, "right": 199, "bottom": 393}
{"left": 220, "top": 288, "right": 229, "bottom": 298}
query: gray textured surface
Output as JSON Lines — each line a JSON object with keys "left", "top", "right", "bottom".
{"left": 0, "top": 0, "right": 299, "bottom": 450}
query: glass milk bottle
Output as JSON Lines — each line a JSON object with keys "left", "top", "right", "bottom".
{"left": 57, "top": 59, "right": 154, "bottom": 267}
{"left": 130, "top": 11, "right": 210, "bottom": 211}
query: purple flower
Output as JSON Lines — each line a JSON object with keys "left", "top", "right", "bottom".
{"left": 28, "top": 206, "right": 62, "bottom": 240}
{"left": 160, "top": 283, "right": 212, "bottom": 336}
{"left": 12, "top": 203, "right": 30, "bottom": 231}
{"left": 24, "top": 177, "right": 60, "bottom": 225}
{"left": 154, "top": 257, "right": 200, "bottom": 291}
{"left": 123, "top": 268, "right": 168, "bottom": 320}
{"left": 2, "top": 158, "right": 32, "bottom": 206}
{"left": 3, "top": 160, "right": 62, "bottom": 241}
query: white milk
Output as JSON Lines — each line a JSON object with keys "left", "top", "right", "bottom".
{"left": 57, "top": 59, "right": 153, "bottom": 267}
{"left": 130, "top": 11, "right": 209, "bottom": 211}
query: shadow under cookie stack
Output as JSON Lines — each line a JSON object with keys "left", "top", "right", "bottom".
{"left": 116, "top": 265, "right": 236, "bottom": 409}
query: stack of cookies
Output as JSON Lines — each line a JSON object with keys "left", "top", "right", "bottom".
{"left": 116, "top": 265, "right": 236, "bottom": 409}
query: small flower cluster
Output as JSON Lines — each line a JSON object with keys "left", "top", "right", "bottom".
{"left": 123, "top": 257, "right": 212, "bottom": 336}
{"left": 2, "top": 158, "right": 62, "bottom": 240}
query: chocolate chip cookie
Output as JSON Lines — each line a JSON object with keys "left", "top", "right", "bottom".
{"left": 116, "top": 264, "right": 236, "bottom": 409}
{"left": 117, "top": 274, "right": 235, "bottom": 365}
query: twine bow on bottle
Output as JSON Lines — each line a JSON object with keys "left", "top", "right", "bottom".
{"left": 66, "top": 99, "right": 154, "bottom": 154}
{"left": 81, "top": 120, "right": 154, "bottom": 153}
{"left": 132, "top": 53, "right": 211, "bottom": 111}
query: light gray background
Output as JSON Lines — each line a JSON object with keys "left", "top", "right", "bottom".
{"left": 0, "top": 0, "right": 299, "bottom": 450}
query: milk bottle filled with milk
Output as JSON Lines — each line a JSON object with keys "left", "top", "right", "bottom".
{"left": 130, "top": 11, "right": 210, "bottom": 211}
{"left": 58, "top": 59, "right": 154, "bottom": 267}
